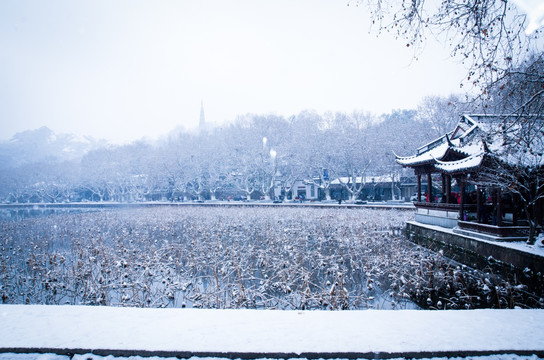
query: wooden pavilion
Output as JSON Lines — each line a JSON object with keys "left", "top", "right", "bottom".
{"left": 396, "top": 114, "right": 543, "bottom": 241}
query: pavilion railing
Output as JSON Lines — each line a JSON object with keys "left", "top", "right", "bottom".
{"left": 413, "top": 202, "right": 477, "bottom": 212}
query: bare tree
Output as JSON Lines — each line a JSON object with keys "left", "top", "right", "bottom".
{"left": 470, "top": 116, "right": 544, "bottom": 243}
{"left": 161, "top": 134, "right": 192, "bottom": 201}
{"left": 485, "top": 54, "right": 544, "bottom": 115}
{"left": 471, "top": 57, "right": 544, "bottom": 244}
{"left": 329, "top": 112, "right": 373, "bottom": 201}
{"left": 356, "top": 0, "right": 542, "bottom": 87}
{"left": 416, "top": 95, "right": 472, "bottom": 138}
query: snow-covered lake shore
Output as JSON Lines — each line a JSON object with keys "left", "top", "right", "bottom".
{"left": 1, "top": 305, "right": 543, "bottom": 359}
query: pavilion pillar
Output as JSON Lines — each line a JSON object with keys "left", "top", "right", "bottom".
{"left": 512, "top": 193, "right": 518, "bottom": 226}
{"left": 496, "top": 188, "right": 503, "bottom": 226}
{"left": 427, "top": 170, "right": 433, "bottom": 203}
{"left": 446, "top": 175, "right": 451, "bottom": 203}
{"left": 476, "top": 187, "right": 482, "bottom": 223}
{"left": 417, "top": 173, "right": 422, "bottom": 202}
{"left": 441, "top": 174, "right": 446, "bottom": 203}
{"left": 459, "top": 180, "right": 466, "bottom": 221}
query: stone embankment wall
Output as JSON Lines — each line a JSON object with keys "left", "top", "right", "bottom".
{"left": 406, "top": 221, "right": 544, "bottom": 292}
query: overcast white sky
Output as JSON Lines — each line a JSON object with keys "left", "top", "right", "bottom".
{"left": 0, "top": 0, "right": 471, "bottom": 144}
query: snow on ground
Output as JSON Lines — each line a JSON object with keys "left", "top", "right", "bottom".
{"left": 1, "top": 305, "right": 543, "bottom": 357}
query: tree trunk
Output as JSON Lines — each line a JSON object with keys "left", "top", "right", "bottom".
{"left": 525, "top": 202, "right": 537, "bottom": 245}
{"left": 325, "top": 187, "right": 331, "bottom": 201}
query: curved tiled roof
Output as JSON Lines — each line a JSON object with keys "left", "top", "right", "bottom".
{"left": 395, "top": 142, "right": 450, "bottom": 166}
{"left": 396, "top": 113, "right": 543, "bottom": 174}
{"left": 395, "top": 114, "right": 484, "bottom": 169}
{"left": 433, "top": 151, "right": 485, "bottom": 173}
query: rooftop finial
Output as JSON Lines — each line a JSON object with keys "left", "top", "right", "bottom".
{"left": 199, "top": 100, "right": 206, "bottom": 132}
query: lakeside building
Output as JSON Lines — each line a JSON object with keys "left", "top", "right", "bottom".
{"left": 329, "top": 175, "right": 415, "bottom": 202}
{"left": 270, "top": 175, "right": 416, "bottom": 202}
{"left": 396, "top": 114, "right": 544, "bottom": 241}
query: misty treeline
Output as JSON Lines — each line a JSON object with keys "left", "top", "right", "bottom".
{"left": 0, "top": 95, "right": 469, "bottom": 204}
{"left": 2, "top": 49, "right": 543, "bottom": 205}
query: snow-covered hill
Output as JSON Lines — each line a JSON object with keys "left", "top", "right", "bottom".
{"left": 0, "top": 127, "right": 106, "bottom": 169}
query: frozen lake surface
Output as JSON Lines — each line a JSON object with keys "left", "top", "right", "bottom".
{"left": 1, "top": 206, "right": 542, "bottom": 310}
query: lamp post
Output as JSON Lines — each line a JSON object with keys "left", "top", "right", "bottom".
{"left": 270, "top": 149, "right": 277, "bottom": 200}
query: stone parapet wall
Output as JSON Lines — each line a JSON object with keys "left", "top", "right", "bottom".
{"left": 406, "top": 221, "right": 544, "bottom": 289}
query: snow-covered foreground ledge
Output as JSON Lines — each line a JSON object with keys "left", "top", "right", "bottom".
{"left": 1, "top": 305, "right": 543, "bottom": 359}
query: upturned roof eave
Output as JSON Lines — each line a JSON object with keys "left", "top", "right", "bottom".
{"left": 394, "top": 142, "right": 451, "bottom": 167}
{"left": 433, "top": 152, "right": 486, "bottom": 174}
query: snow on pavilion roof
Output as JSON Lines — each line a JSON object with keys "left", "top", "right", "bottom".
{"left": 434, "top": 151, "right": 485, "bottom": 173}
{"left": 451, "top": 114, "right": 479, "bottom": 140}
{"left": 395, "top": 114, "right": 484, "bottom": 168}
{"left": 396, "top": 113, "right": 544, "bottom": 171}
{"left": 395, "top": 141, "right": 451, "bottom": 166}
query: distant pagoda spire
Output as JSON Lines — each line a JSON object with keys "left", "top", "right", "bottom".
{"left": 199, "top": 100, "right": 206, "bottom": 132}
